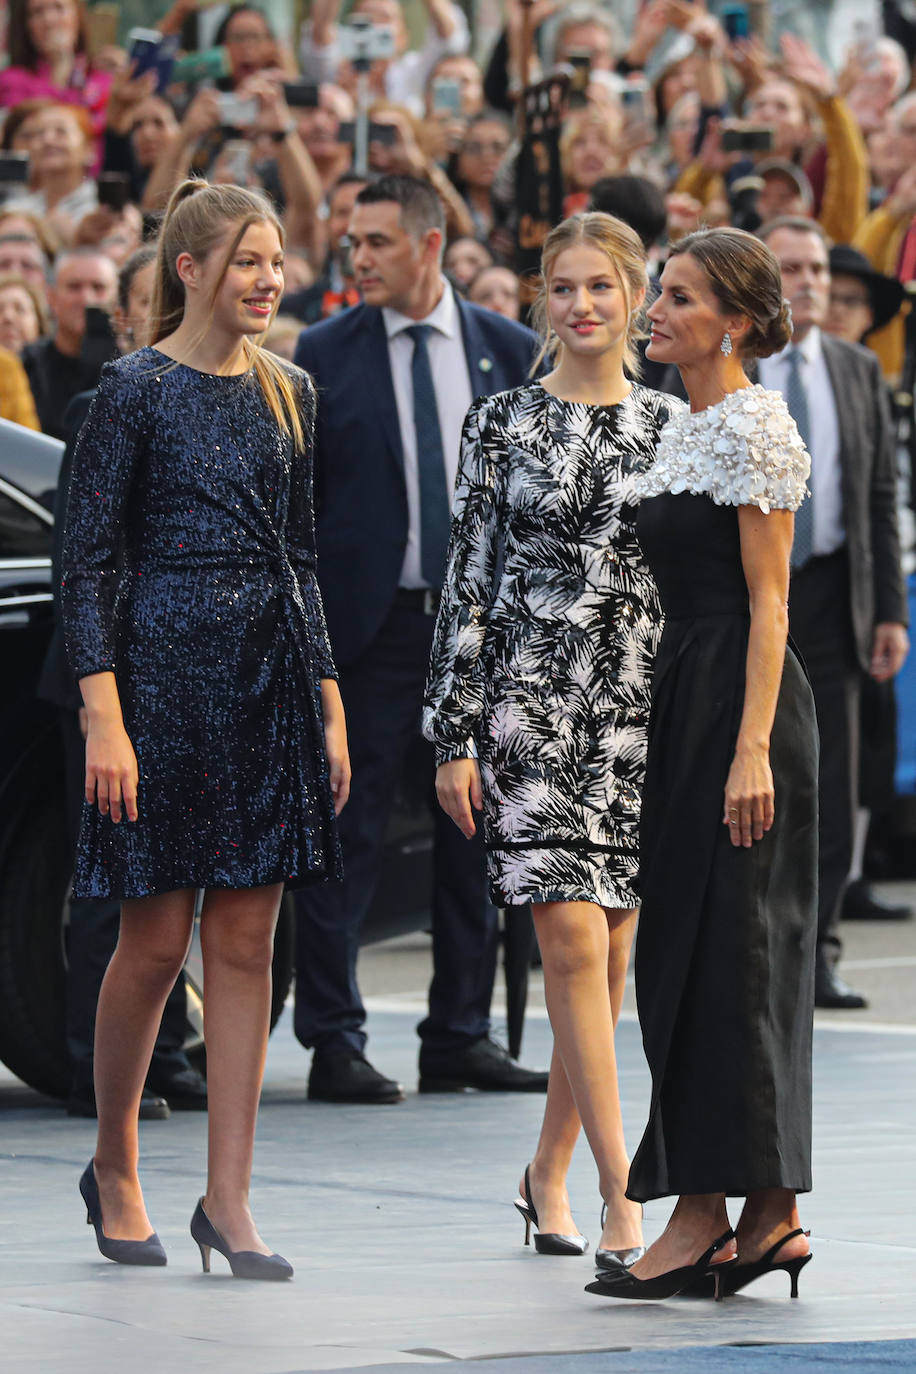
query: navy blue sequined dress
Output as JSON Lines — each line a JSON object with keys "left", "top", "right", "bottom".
{"left": 61, "top": 347, "right": 342, "bottom": 900}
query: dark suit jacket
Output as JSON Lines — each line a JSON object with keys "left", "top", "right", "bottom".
{"left": 655, "top": 337, "right": 908, "bottom": 671}
{"left": 293, "top": 294, "right": 541, "bottom": 668}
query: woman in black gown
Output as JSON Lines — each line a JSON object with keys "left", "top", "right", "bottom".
{"left": 62, "top": 181, "right": 349, "bottom": 1278}
{"left": 587, "top": 228, "right": 819, "bottom": 1302}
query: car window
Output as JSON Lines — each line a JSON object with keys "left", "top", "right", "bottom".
{"left": 0, "top": 489, "right": 52, "bottom": 559}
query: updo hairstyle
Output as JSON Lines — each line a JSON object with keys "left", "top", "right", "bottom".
{"left": 667, "top": 227, "right": 792, "bottom": 359}
{"left": 530, "top": 211, "right": 649, "bottom": 376}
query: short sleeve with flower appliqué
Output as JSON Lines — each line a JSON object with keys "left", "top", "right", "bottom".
{"left": 635, "top": 384, "right": 810, "bottom": 515}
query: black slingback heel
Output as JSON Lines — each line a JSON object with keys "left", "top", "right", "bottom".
{"left": 720, "top": 1228, "right": 812, "bottom": 1298}
{"left": 513, "top": 1164, "right": 588, "bottom": 1256}
{"left": 585, "top": 1228, "right": 737, "bottom": 1301}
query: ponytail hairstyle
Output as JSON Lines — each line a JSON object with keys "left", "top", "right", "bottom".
{"left": 529, "top": 211, "right": 648, "bottom": 378}
{"left": 150, "top": 179, "right": 304, "bottom": 451}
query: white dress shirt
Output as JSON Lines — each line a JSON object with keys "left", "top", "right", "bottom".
{"left": 383, "top": 283, "right": 473, "bottom": 588}
{"left": 758, "top": 326, "right": 845, "bottom": 558}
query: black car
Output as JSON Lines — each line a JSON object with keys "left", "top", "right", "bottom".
{"left": 0, "top": 418, "right": 433, "bottom": 1098}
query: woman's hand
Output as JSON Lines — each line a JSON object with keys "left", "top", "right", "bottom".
{"left": 85, "top": 716, "right": 139, "bottom": 823}
{"left": 435, "top": 758, "right": 483, "bottom": 839}
{"left": 723, "top": 744, "right": 774, "bottom": 848}
{"left": 321, "top": 679, "right": 351, "bottom": 814}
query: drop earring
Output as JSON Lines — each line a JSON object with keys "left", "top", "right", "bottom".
{"left": 720, "top": 332, "right": 733, "bottom": 356}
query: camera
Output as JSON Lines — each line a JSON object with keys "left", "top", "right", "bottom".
{"left": 283, "top": 82, "right": 320, "bottom": 109}
{"left": 338, "top": 121, "right": 397, "bottom": 147}
{"left": 721, "top": 125, "right": 773, "bottom": 154}
{"left": 337, "top": 16, "right": 396, "bottom": 65}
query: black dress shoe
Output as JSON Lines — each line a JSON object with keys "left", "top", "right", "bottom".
{"left": 419, "top": 1037, "right": 550, "bottom": 1093}
{"left": 815, "top": 965, "right": 868, "bottom": 1010}
{"left": 67, "top": 1087, "right": 171, "bottom": 1120}
{"left": 841, "top": 879, "right": 914, "bottom": 922}
{"left": 147, "top": 1066, "right": 208, "bottom": 1111}
{"left": 307, "top": 1048, "right": 405, "bottom": 1104}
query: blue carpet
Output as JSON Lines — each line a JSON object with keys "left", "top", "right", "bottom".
{"left": 323, "top": 1342, "right": 916, "bottom": 1373}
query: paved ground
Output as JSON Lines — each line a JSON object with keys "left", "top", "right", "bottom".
{"left": 2, "top": 884, "right": 915, "bottom": 1373}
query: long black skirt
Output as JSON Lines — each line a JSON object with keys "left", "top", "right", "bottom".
{"left": 627, "top": 613, "right": 819, "bottom": 1202}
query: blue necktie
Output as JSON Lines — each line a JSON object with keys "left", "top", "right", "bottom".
{"left": 406, "top": 324, "right": 451, "bottom": 587}
{"left": 785, "top": 347, "right": 814, "bottom": 569}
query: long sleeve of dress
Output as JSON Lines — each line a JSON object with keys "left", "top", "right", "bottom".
{"left": 60, "top": 360, "right": 141, "bottom": 680}
{"left": 423, "top": 396, "right": 503, "bottom": 764}
{"left": 288, "top": 370, "right": 337, "bottom": 681}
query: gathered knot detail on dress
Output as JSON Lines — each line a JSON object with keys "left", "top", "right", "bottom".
{"left": 634, "top": 385, "right": 810, "bottom": 515}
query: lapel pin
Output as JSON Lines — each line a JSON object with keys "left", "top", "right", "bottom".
{"left": 479, "top": 358, "right": 493, "bottom": 373}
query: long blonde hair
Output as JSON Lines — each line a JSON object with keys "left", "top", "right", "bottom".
{"left": 150, "top": 179, "right": 304, "bottom": 450}
{"left": 529, "top": 211, "right": 648, "bottom": 378}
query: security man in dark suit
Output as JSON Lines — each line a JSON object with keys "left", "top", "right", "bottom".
{"left": 293, "top": 175, "right": 549, "bottom": 1102}
{"left": 757, "top": 217, "right": 909, "bottom": 1008}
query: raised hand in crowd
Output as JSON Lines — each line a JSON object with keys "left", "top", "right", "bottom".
{"left": 779, "top": 32, "right": 838, "bottom": 102}
{"left": 727, "top": 34, "right": 773, "bottom": 94}
{"left": 104, "top": 62, "right": 160, "bottom": 138}
{"left": 621, "top": 0, "right": 671, "bottom": 72}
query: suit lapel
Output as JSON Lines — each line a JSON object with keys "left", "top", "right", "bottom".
{"left": 457, "top": 296, "right": 503, "bottom": 397}
{"left": 820, "top": 335, "right": 856, "bottom": 498}
{"left": 359, "top": 307, "right": 404, "bottom": 473}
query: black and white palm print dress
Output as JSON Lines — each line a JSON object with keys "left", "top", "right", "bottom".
{"left": 423, "top": 381, "right": 685, "bottom": 909}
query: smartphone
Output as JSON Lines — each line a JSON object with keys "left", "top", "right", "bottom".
{"left": 217, "top": 94, "right": 258, "bottom": 129}
{"left": 172, "top": 45, "right": 231, "bottom": 84}
{"left": 81, "top": 307, "right": 119, "bottom": 369}
{"left": 338, "top": 120, "right": 398, "bottom": 146}
{"left": 621, "top": 77, "right": 649, "bottom": 113}
{"left": 566, "top": 49, "right": 591, "bottom": 110}
{"left": 0, "top": 152, "right": 30, "bottom": 184}
{"left": 220, "top": 139, "right": 252, "bottom": 184}
{"left": 722, "top": 3, "right": 750, "bottom": 42}
{"left": 86, "top": 4, "right": 119, "bottom": 59}
{"left": 721, "top": 125, "right": 773, "bottom": 153}
{"left": 128, "top": 28, "right": 179, "bottom": 94}
{"left": 431, "top": 77, "right": 462, "bottom": 115}
{"left": 283, "top": 81, "right": 320, "bottom": 109}
{"left": 97, "top": 172, "right": 132, "bottom": 212}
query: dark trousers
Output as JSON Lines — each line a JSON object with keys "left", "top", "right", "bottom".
{"left": 293, "top": 595, "right": 498, "bottom": 1057}
{"left": 788, "top": 550, "right": 860, "bottom": 969}
{"left": 61, "top": 711, "right": 189, "bottom": 1093}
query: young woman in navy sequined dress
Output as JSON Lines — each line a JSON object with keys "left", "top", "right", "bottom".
{"left": 61, "top": 181, "right": 349, "bottom": 1278}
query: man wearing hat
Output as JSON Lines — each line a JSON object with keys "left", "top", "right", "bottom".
{"left": 826, "top": 244, "right": 906, "bottom": 347}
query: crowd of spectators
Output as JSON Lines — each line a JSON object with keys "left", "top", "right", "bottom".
{"left": 1, "top": 1, "right": 916, "bottom": 414}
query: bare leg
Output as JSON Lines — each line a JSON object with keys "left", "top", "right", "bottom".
{"left": 199, "top": 883, "right": 283, "bottom": 1255}
{"left": 734, "top": 1189, "right": 809, "bottom": 1263}
{"left": 93, "top": 890, "right": 196, "bottom": 1239}
{"left": 630, "top": 1193, "right": 737, "bottom": 1279}
{"left": 521, "top": 1041, "right": 582, "bottom": 1236}
{"left": 528, "top": 901, "right": 642, "bottom": 1251}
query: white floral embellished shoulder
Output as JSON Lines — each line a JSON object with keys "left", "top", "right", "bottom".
{"left": 635, "top": 384, "right": 810, "bottom": 514}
